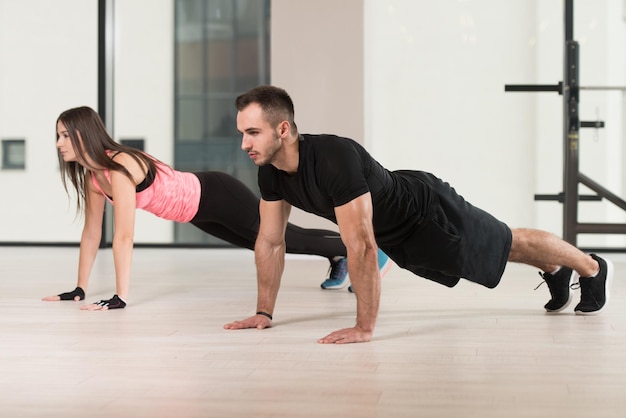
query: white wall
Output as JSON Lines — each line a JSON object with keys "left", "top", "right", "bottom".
{"left": 113, "top": 0, "right": 174, "bottom": 242}
{"left": 271, "top": 0, "right": 363, "bottom": 231}
{"left": 0, "top": 0, "right": 98, "bottom": 242}
{"left": 0, "top": 0, "right": 173, "bottom": 243}
{"left": 365, "top": 0, "right": 537, "bottom": 229}
{"left": 534, "top": 0, "right": 626, "bottom": 246}
{"left": 577, "top": 0, "right": 626, "bottom": 247}
{"left": 365, "top": 0, "right": 625, "bottom": 246}
{"left": 1, "top": 0, "right": 625, "bottom": 246}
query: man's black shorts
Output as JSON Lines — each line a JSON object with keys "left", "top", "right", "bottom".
{"left": 382, "top": 171, "right": 512, "bottom": 289}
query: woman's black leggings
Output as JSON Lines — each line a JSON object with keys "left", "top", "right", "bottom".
{"left": 189, "top": 172, "right": 346, "bottom": 260}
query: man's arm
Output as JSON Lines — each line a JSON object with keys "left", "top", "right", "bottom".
{"left": 224, "top": 198, "right": 290, "bottom": 330}
{"left": 318, "top": 192, "right": 380, "bottom": 344}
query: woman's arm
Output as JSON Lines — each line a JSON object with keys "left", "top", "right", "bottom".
{"left": 42, "top": 177, "right": 105, "bottom": 301}
{"left": 81, "top": 152, "right": 143, "bottom": 310}
{"left": 108, "top": 165, "right": 137, "bottom": 301}
{"left": 78, "top": 180, "right": 107, "bottom": 291}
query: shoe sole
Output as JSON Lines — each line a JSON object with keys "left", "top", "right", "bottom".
{"left": 545, "top": 270, "right": 579, "bottom": 313}
{"left": 575, "top": 257, "right": 613, "bottom": 316}
{"left": 320, "top": 275, "right": 350, "bottom": 290}
{"left": 379, "top": 258, "right": 393, "bottom": 279}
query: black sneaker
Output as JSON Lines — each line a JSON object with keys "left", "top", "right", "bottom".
{"left": 539, "top": 267, "right": 579, "bottom": 312}
{"left": 574, "top": 254, "right": 613, "bottom": 315}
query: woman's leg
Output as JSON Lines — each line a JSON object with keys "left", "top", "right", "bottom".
{"left": 191, "top": 172, "right": 346, "bottom": 259}
{"left": 284, "top": 223, "right": 346, "bottom": 259}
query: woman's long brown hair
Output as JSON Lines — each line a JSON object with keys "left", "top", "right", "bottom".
{"left": 56, "top": 106, "right": 158, "bottom": 214}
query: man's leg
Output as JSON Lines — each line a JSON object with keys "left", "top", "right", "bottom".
{"left": 508, "top": 228, "right": 596, "bottom": 274}
{"left": 508, "top": 228, "right": 613, "bottom": 314}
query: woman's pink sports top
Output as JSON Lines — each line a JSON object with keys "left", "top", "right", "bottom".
{"left": 90, "top": 160, "right": 201, "bottom": 223}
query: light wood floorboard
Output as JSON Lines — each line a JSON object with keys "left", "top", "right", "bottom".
{"left": 1, "top": 247, "right": 625, "bottom": 417}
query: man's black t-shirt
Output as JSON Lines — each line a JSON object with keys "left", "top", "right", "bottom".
{"left": 258, "top": 134, "right": 431, "bottom": 246}
{"left": 259, "top": 133, "right": 512, "bottom": 289}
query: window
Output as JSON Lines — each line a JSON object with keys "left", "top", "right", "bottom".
{"left": 120, "top": 138, "right": 145, "bottom": 151}
{"left": 1, "top": 139, "right": 26, "bottom": 170}
{"left": 174, "top": 0, "right": 270, "bottom": 244}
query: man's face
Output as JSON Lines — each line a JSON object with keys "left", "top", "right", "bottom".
{"left": 237, "top": 103, "right": 282, "bottom": 167}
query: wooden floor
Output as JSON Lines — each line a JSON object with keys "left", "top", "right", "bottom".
{"left": 1, "top": 246, "right": 625, "bottom": 418}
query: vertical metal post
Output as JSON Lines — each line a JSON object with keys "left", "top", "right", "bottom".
{"left": 564, "top": 0, "right": 574, "bottom": 41}
{"left": 257, "top": 0, "right": 269, "bottom": 86}
{"left": 99, "top": 0, "right": 114, "bottom": 131}
{"left": 98, "top": 0, "right": 114, "bottom": 248}
{"left": 562, "top": 0, "right": 579, "bottom": 245}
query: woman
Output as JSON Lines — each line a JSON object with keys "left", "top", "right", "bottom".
{"left": 42, "top": 106, "right": 351, "bottom": 310}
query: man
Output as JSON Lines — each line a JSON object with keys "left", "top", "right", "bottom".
{"left": 224, "top": 85, "right": 613, "bottom": 344}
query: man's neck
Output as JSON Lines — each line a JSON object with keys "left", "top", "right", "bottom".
{"left": 272, "top": 134, "right": 299, "bottom": 175}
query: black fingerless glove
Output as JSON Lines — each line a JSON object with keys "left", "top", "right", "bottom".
{"left": 92, "top": 294, "right": 127, "bottom": 310}
{"left": 58, "top": 287, "right": 86, "bottom": 301}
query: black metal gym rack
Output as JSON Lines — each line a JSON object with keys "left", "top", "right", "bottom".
{"left": 505, "top": 0, "right": 626, "bottom": 250}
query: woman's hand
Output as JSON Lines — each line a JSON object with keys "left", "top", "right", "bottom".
{"left": 42, "top": 286, "right": 85, "bottom": 301}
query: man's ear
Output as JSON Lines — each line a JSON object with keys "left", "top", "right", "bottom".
{"left": 278, "top": 120, "right": 290, "bottom": 138}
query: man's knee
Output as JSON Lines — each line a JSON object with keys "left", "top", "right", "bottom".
{"left": 509, "top": 228, "right": 535, "bottom": 260}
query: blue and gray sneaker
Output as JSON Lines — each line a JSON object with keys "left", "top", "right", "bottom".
{"left": 320, "top": 256, "right": 349, "bottom": 290}
{"left": 348, "top": 249, "right": 392, "bottom": 293}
